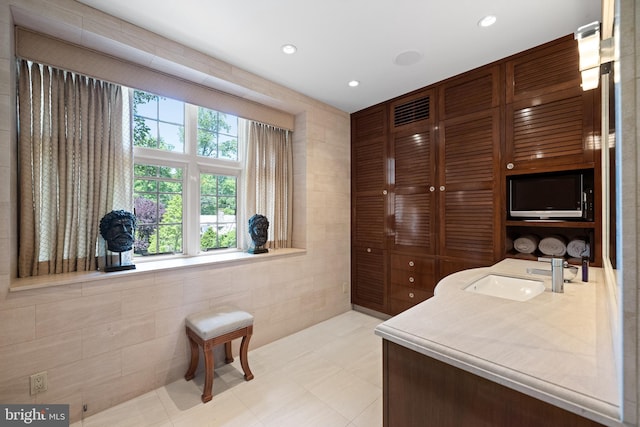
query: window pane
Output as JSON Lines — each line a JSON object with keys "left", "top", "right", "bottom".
{"left": 159, "top": 122, "right": 184, "bottom": 152}
{"left": 197, "top": 107, "right": 238, "bottom": 160}
{"left": 134, "top": 163, "right": 184, "bottom": 256}
{"left": 159, "top": 97, "right": 184, "bottom": 124}
{"left": 218, "top": 134, "right": 238, "bottom": 160}
{"left": 133, "top": 90, "right": 184, "bottom": 153}
{"left": 199, "top": 173, "right": 237, "bottom": 251}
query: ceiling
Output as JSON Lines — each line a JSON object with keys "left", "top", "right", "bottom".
{"left": 76, "top": 0, "right": 601, "bottom": 114}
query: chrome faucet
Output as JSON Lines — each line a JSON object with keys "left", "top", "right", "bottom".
{"left": 526, "top": 257, "right": 577, "bottom": 293}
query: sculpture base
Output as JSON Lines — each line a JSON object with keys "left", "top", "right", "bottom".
{"left": 104, "top": 264, "right": 136, "bottom": 272}
{"left": 248, "top": 247, "right": 269, "bottom": 254}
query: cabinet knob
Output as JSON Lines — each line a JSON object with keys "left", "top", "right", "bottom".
{"left": 408, "top": 261, "right": 415, "bottom": 267}
{"left": 429, "top": 186, "right": 435, "bottom": 192}
{"left": 409, "top": 277, "right": 415, "bottom": 283}
{"left": 409, "top": 292, "right": 415, "bottom": 299}
{"left": 506, "top": 162, "right": 514, "bottom": 170}
{"left": 439, "top": 186, "right": 445, "bottom": 191}
{"left": 366, "top": 248, "right": 371, "bottom": 253}
{"left": 382, "top": 189, "right": 388, "bottom": 195}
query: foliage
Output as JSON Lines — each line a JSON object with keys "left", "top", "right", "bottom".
{"left": 133, "top": 196, "right": 165, "bottom": 253}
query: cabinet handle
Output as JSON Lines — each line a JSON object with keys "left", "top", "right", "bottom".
{"left": 408, "top": 261, "right": 415, "bottom": 267}
{"left": 366, "top": 248, "right": 371, "bottom": 253}
{"left": 507, "top": 162, "right": 514, "bottom": 170}
{"left": 409, "top": 292, "right": 415, "bottom": 299}
{"left": 382, "top": 189, "right": 388, "bottom": 195}
{"left": 409, "top": 277, "right": 415, "bottom": 283}
{"left": 439, "top": 186, "right": 445, "bottom": 191}
{"left": 429, "top": 186, "right": 435, "bottom": 192}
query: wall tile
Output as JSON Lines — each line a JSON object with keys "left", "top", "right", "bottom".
{"left": 121, "top": 280, "right": 184, "bottom": 317}
{"left": 36, "top": 292, "right": 122, "bottom": 338}
{"left": 0, "top": 305, "right": 35, "bottom": 346}
{"left": 81, "top": 312, "right": 156, "bottom": 358}
{"left": 0, "top": 330, "right": 81, "bottom": 380}
{"left": 45, "top": 349, "right": 122, "bottom": 402}
{"left": 121, "top": 332, "right": 186, "bottom": 377}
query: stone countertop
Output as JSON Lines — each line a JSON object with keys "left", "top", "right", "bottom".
{"left": 374, "top": 258, "right": 620, "bottom": 426}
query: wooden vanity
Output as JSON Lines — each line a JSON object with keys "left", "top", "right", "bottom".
{"left": 375, "top": 259, "right": 619, "bottom": 427}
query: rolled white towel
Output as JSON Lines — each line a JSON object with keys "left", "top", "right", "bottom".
{"left": 538, "top": 235, "right": 567, "bottom": 257}
{"left": 567, "top": 239, "right": 590, "bottom": 258}
{"left": 513, "top": 234, "right": 539, "bottom": 254}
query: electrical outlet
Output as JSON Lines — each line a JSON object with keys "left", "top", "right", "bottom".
{"left": 30, "top": 371, "right": 47, "bottom": 395}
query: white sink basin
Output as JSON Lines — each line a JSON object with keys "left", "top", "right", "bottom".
{"left": 464, "top": 274, "right": 545, "bottom": 302}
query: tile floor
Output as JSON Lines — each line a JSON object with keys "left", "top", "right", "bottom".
{"left": 73, "top": 310, "right": 384, "bottom": 427}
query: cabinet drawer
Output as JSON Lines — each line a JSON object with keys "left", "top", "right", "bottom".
{"left": 390, "top": 269, "right": 436, "bottom": 291}
{"left": 390, "top": 254, "right": 436, "bottom": 291}
{"left": 391, "top": 254, "right": 435, "bottom": 272}
{"left": 389, "top": 286, "right": 432, "bottom": 303}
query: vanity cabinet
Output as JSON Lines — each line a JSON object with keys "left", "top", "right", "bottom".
{"left": 383, "top": 340, "right": 606, "bottom": 427}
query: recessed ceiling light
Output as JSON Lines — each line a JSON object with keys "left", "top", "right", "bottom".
{"left": 281, "top": 44, "right": 297, "bottom": 54}
{"left": 348, "top": 80, "right": 360, "bottom": 87}
{"left": 478, "top": 15, "right": 497, "bottom": 27}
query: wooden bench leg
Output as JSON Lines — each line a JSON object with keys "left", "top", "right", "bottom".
{"left": 224, "top": 341, "right": 234, "bottom": 364}
{"left": 239, "top": 329, "right": 254, "bottom": 381}
{"left": 184, "top": 329, "right": 199, "bottom": 381}
{"left": 202, "top": 342, "right": 214, "bottom": 403}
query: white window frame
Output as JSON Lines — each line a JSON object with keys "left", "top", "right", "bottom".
{"left": 132, "top": 94, "right": 246, "bottom": 260}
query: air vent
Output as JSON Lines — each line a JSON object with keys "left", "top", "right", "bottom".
{"left": 393, "top": 96, "right": 430, "bottom": 127}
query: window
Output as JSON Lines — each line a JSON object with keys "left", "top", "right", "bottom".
{"left": 17, "top": 59, "right": 291, "bottom": 277}
{"left": 132, "top": 90, "right": 241, "bottom": 257}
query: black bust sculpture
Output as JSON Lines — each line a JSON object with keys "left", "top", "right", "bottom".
{"left": 248, "top": 214, "right": 269, "bottom": 254}
{"left": 99, "top": 210, "right": 137, "bottom": 271}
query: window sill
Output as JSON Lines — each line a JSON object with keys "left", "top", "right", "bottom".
{"left": 9, "top": 248, "right": 306, "bottom": 292}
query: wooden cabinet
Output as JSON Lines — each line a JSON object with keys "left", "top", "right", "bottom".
{"left": 389, "top": 254, "right": 436, "bottom": 315}
{"left": 436, "top": 66, "right": 502, "bottom": 271}
{"left": 505, "top": 35, "right": 597, "bottom": 172}
{"left": 503, "top": 35, "right": 601, "bottom": 266}
{"left": 383, "top": 340, "right": 606, "bottom": 427}
{"left": 389, "top": 90, "right": 437, "bottom": 255}
{"left": 351, "top": 105, "right": 388, "bottom": 312}
{"left": 350, "top": 35, "right": 602, "bottom": 314}
{"left": 352, "top": 246, "right": 387, "bottom": 313}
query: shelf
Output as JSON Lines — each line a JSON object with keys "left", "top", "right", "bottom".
{"left": 506, "top": 220, "right": 595, "bottom": 229}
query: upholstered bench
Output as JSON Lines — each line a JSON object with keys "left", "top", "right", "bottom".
{"left": 184, "top": 306, "right": 254, "bottom": 403}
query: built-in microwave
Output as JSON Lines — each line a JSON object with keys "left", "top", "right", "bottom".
{"left": 508, "top": 170, "right": 594, "bottom": 221}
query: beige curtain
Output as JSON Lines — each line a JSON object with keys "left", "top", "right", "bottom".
{"left": 244, "top": 120, "right": 293, "bottom": 249}
{"left": 17, "top": 60, "right": 132, "bottom": 277}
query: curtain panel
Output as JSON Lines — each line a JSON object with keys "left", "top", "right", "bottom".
{"left": 17, "top": 60, "right": 132, "bottom": 277}
{"left": 244, "top": 121, "right": 293, "bottom": 249}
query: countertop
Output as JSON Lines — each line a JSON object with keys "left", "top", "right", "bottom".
{"left": 374, "top": 258, "right": 620, "bottom": 426}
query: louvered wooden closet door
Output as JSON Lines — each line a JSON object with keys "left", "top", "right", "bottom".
{"left": 391, "top": 129, "right": 436, "bottom": 253}
{"left": 351, "top": 105, "right": 388, "bottom": 312}
{"left": 389, "top": 90, "right": 436, "bottom": 254}
{"left": 438, "top": 110, "right": 500, "bottom": 261}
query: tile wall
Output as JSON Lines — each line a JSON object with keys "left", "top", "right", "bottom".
{"left": 0, "top": 0, "right": 352, "bottom": 422}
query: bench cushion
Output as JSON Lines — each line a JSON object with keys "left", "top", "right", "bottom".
{"left": 186, "top": 306, "right": 253, "bottom": 340}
